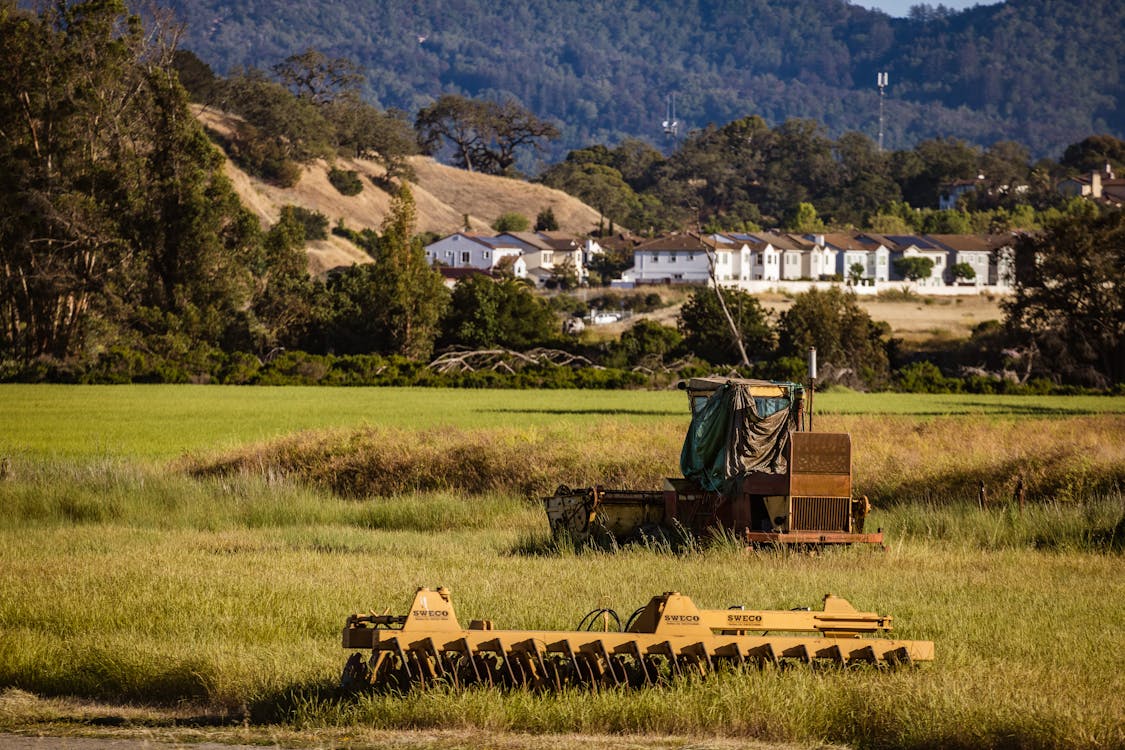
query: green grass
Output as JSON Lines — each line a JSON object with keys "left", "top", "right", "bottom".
{"left": 1, "top": 385, "right": 1124, "bottom": 749}
{"left": 2, "top": 384, "right": 1123, "bottom": 459}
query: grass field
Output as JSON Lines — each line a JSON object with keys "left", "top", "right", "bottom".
{"left": 1, "top": 386, "right": 1123, "bottom": 749}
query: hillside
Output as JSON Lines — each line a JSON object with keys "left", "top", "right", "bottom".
{"left": 195, "top": 109, "right": 605, "bottom": 274}
{"left": 167, "top": 0, "right": 1124, "bottom": 161}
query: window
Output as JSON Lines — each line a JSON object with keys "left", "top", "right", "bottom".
{"left": 669, "top": 253, "right": 677, "bottom": 263}
{"left": 756, "top": 253, "right": 763, "bottom": 263}
{"left": 461, "top": 251, "right": 470, "bottom": 263}
{"left": 688, "top": 253, "right": 695, "bottom": 262}
{"left": 652, "top": 253, "right": 659, "bottom": 262}
{"left": 484, "top": 251, "right": 490, "bottom": 259}
{"left": 543, "top": 251, "right": 553, "bottom": 264}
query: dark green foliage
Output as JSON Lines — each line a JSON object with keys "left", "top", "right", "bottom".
{"left": 894, "top": 256, "right": 935, "bottom": 281}
{"left": 1003, "top": 209, "right": 1125, "bottom": 387}
{"left": 677, "top": 289, "right": 774, "bottom": 366}
{"left": 491, "top": 212, "right": 530, "bottom": 232}
{"left": 213, "top": 72, "right": 335, "bottom": 183}
{"left": 951, "top": 262, "right": 976, "bottom": 282}
{"left": 1060, "top": 135, "right": 1125, "bottom": 174}
{"left": 171, "top": 49, "right": 217, "bottom": 102}
{"left": 612, "top": 320, "right": 683, "bottom": 368}
{"left": 893, "top": 360, "right": 959, "bottom": 393}
{"left": 534, "top": 206, "right": 558, "bottom": 231}
{"left": 0, "top": 0, "right": 265, "bottom": 364}
{"left": 357, "top": 183, "right": 450, "bottom": 357}
{"left": 546, "top": 259, "right": 580, "bottom": 291}
{"left": 163, "top": 0, "right": 1124, "bottom": 160}
{"left": 281, "top": 206, "right": 328, "bottom": 241}
{"left": 778, "top": 287, "right": 890, "bottom": 389}
{"left": 328, "top": 167, "right": 363, "bottom": 196}
{"left": 439, "top": 275, "right": 556, "bottom": 349}
{"left": 416, "top": 94, "right": 559, "bottom": 176}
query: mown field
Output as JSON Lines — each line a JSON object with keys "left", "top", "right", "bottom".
{"left": 1, "top": 385, "right": 1123, "bottom": 750}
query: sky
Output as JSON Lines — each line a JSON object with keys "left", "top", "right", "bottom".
{"left": 854, "top": 0, "right": 995, "bottom": 17}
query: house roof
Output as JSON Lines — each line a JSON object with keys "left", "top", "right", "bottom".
{"left": 535, "top": 231, "right": 581, "bottom": 250}
{"left": 926, "top": 234, "right": 991, "bottom": 253}
{"left": 752, "top": 231, "right": 804, "bottom": 251}
{"left": 634, "top": 233, "right": 709, "bottom": 252}
{"left": 782, "top": 233, "right": 819, "bottom": 250}
{"left": 499, "top": 231, "right": 555, "bottom": 251}
{"left": 460, "top": 233, "right": 524, "bottom": 250}
{"left": 821, "top": 233, "right": 881, "bottom": 252}
{"left": 880, "top": 234, "right": 942, "bottom": 251}
{"left": 597, "top": 232, "right": 645, "bottom": 252}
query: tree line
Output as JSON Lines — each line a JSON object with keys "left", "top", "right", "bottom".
{"left": 161, "top": 0, "right": 1125, "bottom": 160}
{"left": 1, "top": 2, "right": 1120, "bottom": 391}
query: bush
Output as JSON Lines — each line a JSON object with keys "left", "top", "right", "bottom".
{"left": 285, "top": 207, "right": 329, "bottom": 241}
{"left": 893, "top": 360, "right": 960, "bottom": 393}
{"left": 491, "top": 212, "right": 531, "bottom": 232}
{"left": 328, "top": 167, "right": 363, "bottom": 196}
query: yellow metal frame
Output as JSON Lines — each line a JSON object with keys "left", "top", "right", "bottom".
{"left": 341, "top": 587, "right": 934, "bottom": 690}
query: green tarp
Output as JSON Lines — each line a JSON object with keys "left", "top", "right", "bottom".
{"left": 679, "top": 381, "right": 797, "bottom": 492}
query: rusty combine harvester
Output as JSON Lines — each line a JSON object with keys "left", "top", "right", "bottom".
{"left": 340, "top": 587, "right": 934, "bottom": 690}
{"left": 545, "top": 374, "right": 883, "bottom": 546}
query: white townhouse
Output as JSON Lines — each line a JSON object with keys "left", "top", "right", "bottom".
{"left": 631, "top": 233, "right": 716, "bottom": 284}
{"left": 791, "top": 234, "right": 838, "bottom": 280}
{"left": 926, "top": 234, "right": 992, "bottom": 286}
{"left": 423, "top": 233, "right": 527, "bottom": 278}
{"left": 496, "top": 231, "right": 587, "bottom": 286}
{"left": 724, "top": 233, "right": 781, "bottom": 281}
{"left": 702, "top": 233, "right": 751, "bottom": 282}
{"left": 821, "top": 233, "right": 889, "bottom": 284}
{"left": 876, "top": 234, "right": 948, "bottom": 287}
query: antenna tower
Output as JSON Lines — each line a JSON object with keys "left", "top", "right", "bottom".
{"left": 877, "top": 72, "right": 888, "bottom": 152}
{"left": 662, "top": 94, "right": 679, "bottom": 142}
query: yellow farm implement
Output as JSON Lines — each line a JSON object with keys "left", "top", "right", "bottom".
{"left": 341, "top": 587, "right": 934, "bottom": 690}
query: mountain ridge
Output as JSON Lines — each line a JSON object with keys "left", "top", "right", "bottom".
{"left": 167, "top": 0, "right": 1124, "bottom": 161}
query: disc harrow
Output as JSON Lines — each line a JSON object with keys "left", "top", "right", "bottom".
{"left": 341, "top": 587, "right": 933, "bottom": 691}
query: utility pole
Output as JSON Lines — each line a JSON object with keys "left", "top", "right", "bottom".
{"left": 877, "top": 72, "right": 888, "bottom": 152}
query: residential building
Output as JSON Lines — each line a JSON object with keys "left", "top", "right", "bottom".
{"left": 878, "top": 234, "right": 947, "bottom": 287}
{"left": 926, "top": 234, "right": 992, "bottom": 286}
{"left": 631, "top": 233, "right": 715, "bottom": 284}
{"left": 822, "top": 233, "right": 889, "bottom": 283}
{"left": 726, "top": 233, "right": 780, "bottom": 281}
{"left": 423, "top": 233, "right": 527, "bottom": 278}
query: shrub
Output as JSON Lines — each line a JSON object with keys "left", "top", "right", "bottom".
{"left": 328, "top": 167, "right": 363, "bottom": 196}
{"left": 491, "top": 212, "right": 530, "bottom": 232}
{"left": 284, "top": 207, "right": 329, "bottom": 241}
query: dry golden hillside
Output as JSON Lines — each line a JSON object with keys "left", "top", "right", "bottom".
{"left": 194, "top": 107, "right": 604, "bottom": 275}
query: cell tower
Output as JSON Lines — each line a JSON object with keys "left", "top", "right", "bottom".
{"left": 662, "top": 94, "right": 679, "bottom": 142}
{"left": 877, "top": 71, "right": 888, "bottom": 152}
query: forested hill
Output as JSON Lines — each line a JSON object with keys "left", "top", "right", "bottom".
{"left": 164, "top": 0, "right": 1123, "bottom": 162}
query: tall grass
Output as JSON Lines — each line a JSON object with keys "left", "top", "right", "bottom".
{"left": 188, "top": 414, "right": 1125, "bottom": 506}
{"left": 2, "top": 387, "right": 1124, "bottom": 748}
{"left": 1, "top": 503, "right": 1122, "bottom": 747}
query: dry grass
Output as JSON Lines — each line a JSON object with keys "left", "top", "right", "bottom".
{"left": 195, "top": 107, "right": 603, "bottom": 248}
{"left": 188, "top": 414, "right": 1125, "bottom": 506}
{"left": 3, "top": 388, "right": 1124, "bottom": 749}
